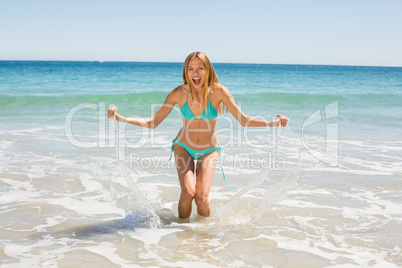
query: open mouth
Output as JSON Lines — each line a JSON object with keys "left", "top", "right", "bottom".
{"left": 192, "top": 77, "right": 201, "bottom": 86}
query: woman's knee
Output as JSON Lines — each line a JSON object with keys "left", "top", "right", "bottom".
{"left": 194, "top": 192, "right": 209, "bottom": 208}
{"left": 181, "top": 188, "right": 195, "bottom": 202}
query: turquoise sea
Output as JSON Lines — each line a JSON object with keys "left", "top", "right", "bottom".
{"left": 0, "top": 61, "right": 401, "bottom": 267}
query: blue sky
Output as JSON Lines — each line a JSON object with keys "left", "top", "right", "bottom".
{"left": 1, "top": 0, "right": 401, "bottom": 66}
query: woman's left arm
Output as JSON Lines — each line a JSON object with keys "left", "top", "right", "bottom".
{"left": 219, "top": 85, "right": 289, "bottom": 127}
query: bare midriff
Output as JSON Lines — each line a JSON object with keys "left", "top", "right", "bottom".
{"left": 177, "top": 118, "right": 218, "bottom": 150}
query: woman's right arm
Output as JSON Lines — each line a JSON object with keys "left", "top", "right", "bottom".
{"left": 218, "top": 85, "right": 289, "bottom": 127}
{"left": 107, "top": 88, "right": 179, "bottom": 129}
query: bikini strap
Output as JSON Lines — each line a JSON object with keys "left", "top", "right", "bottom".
{"left": 168, "top": 137, "right": 177, "bottom": 162}
{"left": 186, "top": 90, "right": 189, "bottom": 101}
{"left": 217, "top": 145, "right": 225, "bottom": 180}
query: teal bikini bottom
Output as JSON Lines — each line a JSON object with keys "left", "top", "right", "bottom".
{"left": 169, "top": 137, "right": 225, "bottom": 180}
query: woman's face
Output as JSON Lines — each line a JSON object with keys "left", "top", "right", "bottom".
{"left": 187, "top": 57, "right": 206, "bottom": 89}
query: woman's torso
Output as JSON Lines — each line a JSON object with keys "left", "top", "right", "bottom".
{"left": 176, "top": 85, "right": 219, "bottom": 150}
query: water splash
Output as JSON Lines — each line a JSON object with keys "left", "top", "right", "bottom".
{"left": 215, "top": 126, "right": 301, "bottom": 225}
{"left": 109, "top": 119, "right": 160, "bottom": 229}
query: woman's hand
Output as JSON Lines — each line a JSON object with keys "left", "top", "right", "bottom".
{"left": 276, "top": 114, "right": 289, "bottom": 127}
{"left": 108, "top": 106, "right": 119, "bottom": 120}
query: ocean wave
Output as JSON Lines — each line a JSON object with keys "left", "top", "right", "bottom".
{"left": 1, "top": 91, "right": 400, "bottom": 109}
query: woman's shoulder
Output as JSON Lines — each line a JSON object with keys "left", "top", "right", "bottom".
{"left": 210, "top": 83, "right": 230, "bottom": 96}
{"left": 171, "top": 85, "right": 189, "bottom": 96}
{"left": 167, "top": 85, "right": 188, "bottom": 103}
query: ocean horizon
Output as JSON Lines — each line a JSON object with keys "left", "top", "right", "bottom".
{"left": 2, "top": 59, "right": 402, "bottom": 68}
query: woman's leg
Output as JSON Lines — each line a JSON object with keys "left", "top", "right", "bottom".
{"left": 195, "top": 149, "right": 219, "bottom": 217}
{"left": 174, "top": 143, "right": 196, "bottom": 218}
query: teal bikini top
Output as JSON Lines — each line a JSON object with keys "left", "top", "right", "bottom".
{"left": 180, "top": 91, "right": 218, "bottom": 120}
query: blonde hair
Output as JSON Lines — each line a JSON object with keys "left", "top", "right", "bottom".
{"left": 182, "top": 52, "right": 224, "bottom": 114}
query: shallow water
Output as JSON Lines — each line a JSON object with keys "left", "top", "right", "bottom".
{"left": 1, "top": 121, "right": 400, "bottom": 267}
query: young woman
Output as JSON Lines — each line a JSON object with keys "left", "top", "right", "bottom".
{"left": 108, "top": 52, "right": 289, "bottom": 219}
